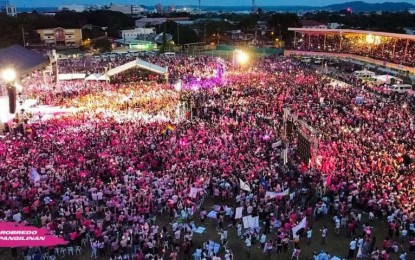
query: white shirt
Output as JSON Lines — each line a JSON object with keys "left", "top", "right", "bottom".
{"left": 399, "top": 252, "right": 407, "bottom": 260}
{"left": 245, "top": 237, "right": 251, "bottom": 247}
{"left": 350, "top": 240, "right": 357, "bottom": 250}
{"left": 97, "top": 191, "right": 103, "bottom": 200}
{"left": 13, "top": 213, "right": 22, "bottom": 222}
{"left": 357, "top": 238, "right": 364, "bottom": 248}
{"left": 260, "top": 234, "right": 266, "bottom": 243}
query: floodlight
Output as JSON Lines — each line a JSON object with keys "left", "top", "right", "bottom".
{"left": 2, "top": 68, "right": 16, "bottom": 83}
{"left": 236, "top": 51, "right": 249, "bottom": 65}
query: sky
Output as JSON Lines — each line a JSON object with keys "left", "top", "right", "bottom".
{"left": 13, "top": 0, "right": 413, "bottom": 8}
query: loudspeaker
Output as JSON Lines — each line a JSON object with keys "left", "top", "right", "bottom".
{"left": 6, "top": 85, "right": 16, "bottom": 114}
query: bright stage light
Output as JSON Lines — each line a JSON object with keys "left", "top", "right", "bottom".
{"left": 1, "top": 68, "right": 16, "bottom": 83}
{"left": 236, "top": 50, "right": 249, "bottom": 65}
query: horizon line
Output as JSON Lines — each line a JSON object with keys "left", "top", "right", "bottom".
{"left": 15, "top": 2, "right": 415, "bottom": 9}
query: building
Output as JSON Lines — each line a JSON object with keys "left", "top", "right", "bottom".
{"left": 114, "top": 39, "right": 157, "bottom": 50}
{"left": 167, "top": 5, "right": 176, "bottom": 13}
{"left": 37, "top": 28, "right": 83, "bottom": 47}
{"left": 0, "top": 0, "right": 16, "bottom": 17}
{"left": 301, "top": 20, "right": 327, "bottom": 29}
{"left": 327, "top": 23, "right": 343, "bottom": 29}
{"left": 135, "top": 17, "right": 190, "bottom": 28}
{"left": 175, "top": 21, "right": 194, "bottom": 26}
{"left": 108, "top": 3, "right": 145, "bottom": 15}
{"left": 155, "top": 3, "right": 163, "bottom": 13}
{"left": 120, "top": 28, "right": 155, "bottom": 40}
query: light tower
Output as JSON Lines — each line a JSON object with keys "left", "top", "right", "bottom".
{"left": 252, "top": 0, "right": 256, "bottom": 13}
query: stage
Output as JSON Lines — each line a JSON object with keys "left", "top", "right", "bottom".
{"left": 0, "top": 96, "right": 78, "bottom": 124}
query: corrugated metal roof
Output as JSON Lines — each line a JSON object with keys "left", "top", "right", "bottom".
{"left": 0, "top": 45, "right": 49, "bottom": 77}
{"left": 288, "top": 28, "right": 415, "bottom": 41}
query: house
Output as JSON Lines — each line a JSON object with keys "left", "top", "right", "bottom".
{"left": 301, "top": 20, "right": 327, "bottom": 29}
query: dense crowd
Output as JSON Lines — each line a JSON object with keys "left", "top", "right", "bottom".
{"left": 56, "top": 53, "right": 222, "bottom": 85}
{"left": 1, "top": 54, "right": 415, "bottom": 260}
{"left": 293, "top": 33, "right": 415, "bottom": 67}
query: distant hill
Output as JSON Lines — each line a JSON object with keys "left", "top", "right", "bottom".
{"left": 323, "top": 1, "right": 415, "bottom": 12}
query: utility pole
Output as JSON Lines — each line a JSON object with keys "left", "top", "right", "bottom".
{"left": 203, "top": 25, "right": 206, "bottom": 44}
{"left": 252, "top": 0, "right": 256, "bottom": 13}
{"left": 22, "top": 27, "right": 26, "bottom": 46}
{"left": 177, "top": 23, "right": 180, "bottom": 46}
{"left": 53, "top": 50, "right": 59, "bottom": 83}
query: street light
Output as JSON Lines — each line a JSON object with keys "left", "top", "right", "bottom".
{"left": 2, "top": 68, "right": 17, "bottom": 114}
{"left": 2, "top": 68, "right": 16, "bottom": 83}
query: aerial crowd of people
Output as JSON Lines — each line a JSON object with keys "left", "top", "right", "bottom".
{"left": 293, "top": 33, "right": 415, "bottom": 67}
{"left": 0, "top": 52, "right": 414, "bottom": 260}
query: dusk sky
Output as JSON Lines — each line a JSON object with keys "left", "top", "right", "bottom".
{"left": 14, "top": 0, "right": 413, "bottom": 8}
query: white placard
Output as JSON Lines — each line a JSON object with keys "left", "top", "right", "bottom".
{"left": 235, "top": 207, "right": 243, "bottom": 219}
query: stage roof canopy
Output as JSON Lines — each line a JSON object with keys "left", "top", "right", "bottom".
{"left": 288, "top": 28, "right": 415, "bottom": 41}
{"left": 0, "top": 45, "right": 49, "bottom": 78}
{"left": 106, "top": 59, "right": 168, "bottom": 77}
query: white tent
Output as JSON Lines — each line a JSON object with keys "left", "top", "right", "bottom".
{"left": 97, "top": 74, "right": 109, "bottom": 81}
{"left": 85, "top": 73, "right": 108, "bottom": 81}
{"left": 57, "top": 73, "right": 86, "bottom": 80}
{"left": 106, "top": 59, "right": 168, "bottom": 77}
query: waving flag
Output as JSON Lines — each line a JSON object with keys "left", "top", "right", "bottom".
{"left": 28, "top": 167, "right": 40, "bottom": 183}
{"left": 161, "top": 123, "right": 175, "bottom": 134}
{"left": 239, "top": 179, "right": 251, "bottom": 192}
{"left": 167, "top": 124, "right": 175, "bottom": 131}
{"left": 266, "top": 188, "right": 289, "bottom": 199}
{"left": 292, "top": 217, "right": 307, "bottom": 238}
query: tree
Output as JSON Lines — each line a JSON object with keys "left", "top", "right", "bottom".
{"left": 92, "top": 38, "right": 112, "bottom": 53}
{"left": 267, "top": 13, "right": 301, "bottom": 43}
{"left": 160, "top": 22, "right": 167, "bottom": 53}
{"left": 158, "top": 21, "right": 200, "bottom": 45}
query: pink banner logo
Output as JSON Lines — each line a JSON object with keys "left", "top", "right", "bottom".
{"left": 0, "top": 222, "right": 69, "bottom": 248}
